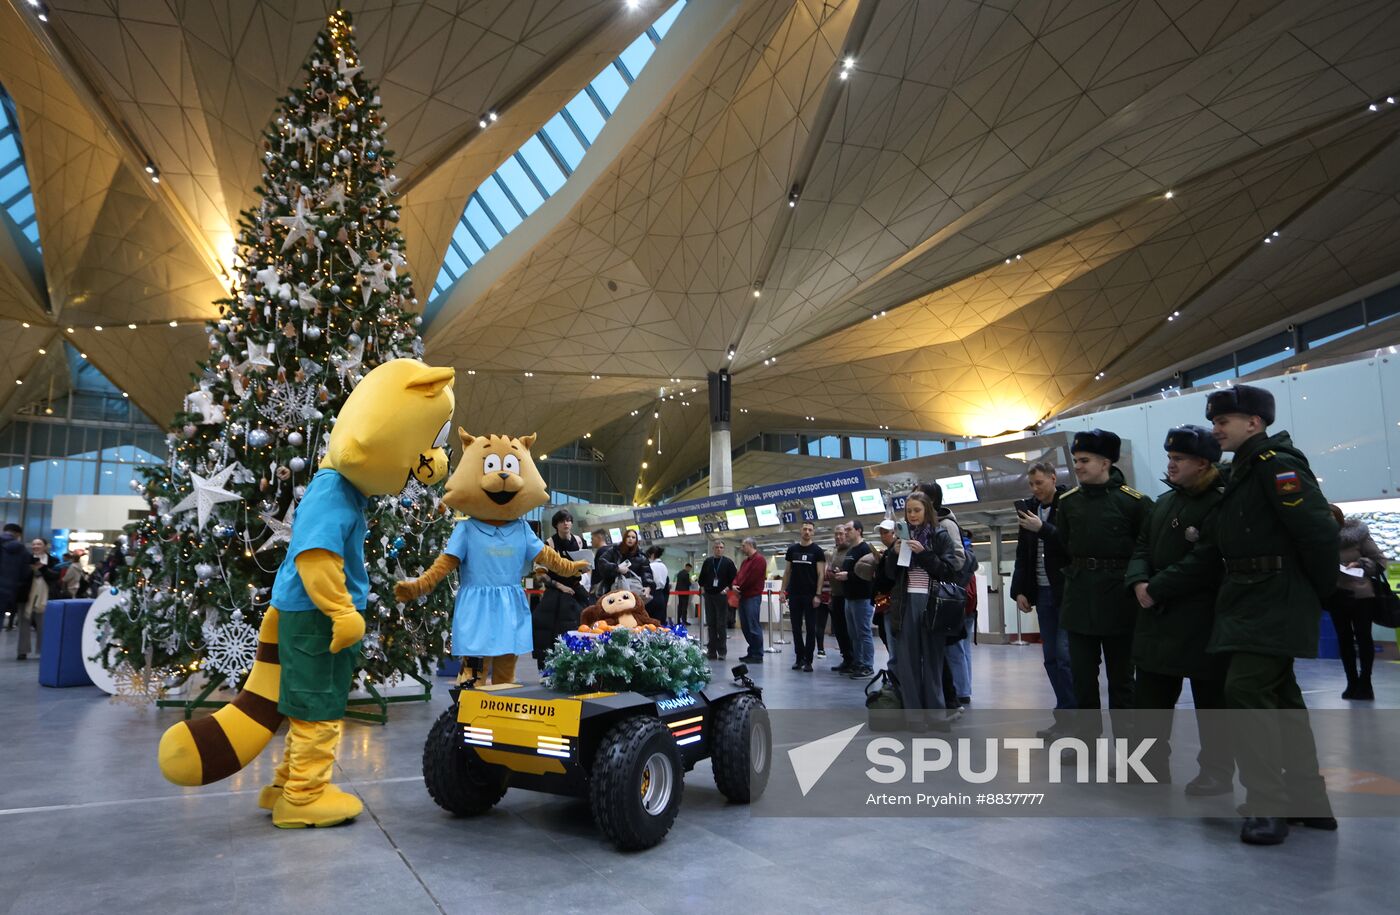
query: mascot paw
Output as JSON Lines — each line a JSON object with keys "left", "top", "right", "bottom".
{"left": 257, "top": 784, "right": 284, "bottom": 811}
{"left": 272, "top": 785, "right": 364, "bottom": 828}
{"left": 569, "top": 560, "right": 591, "bottom": 575}
{"left": 393, "top": 580, "right": 419, "bottom": 603}
{"left": 329, "top": 611, "right": 366, "bottom": 653}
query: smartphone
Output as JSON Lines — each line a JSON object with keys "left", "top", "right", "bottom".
{"left": 895, "top": 520, "right": 910, "bottom": 539}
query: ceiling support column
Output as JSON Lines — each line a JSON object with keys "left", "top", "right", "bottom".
{"left": 707, "top": 369, "right": 733, "bottom": 496}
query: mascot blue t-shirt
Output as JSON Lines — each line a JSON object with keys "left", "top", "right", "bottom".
{"left": 269, "top": 469, "right": 371, "bottom": 612}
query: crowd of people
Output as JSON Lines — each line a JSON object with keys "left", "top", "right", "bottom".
{"left": 0, "top": 524, "right": 127, "bottom": 660}
{"left": 1007, "top": 383, "right": 1363, "bottom": 846}
{"left": 524, "top": 383, "right": 1371, "bottom": 847}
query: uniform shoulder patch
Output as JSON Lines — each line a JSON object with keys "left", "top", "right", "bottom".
{"left": 1256, "top": 449, "right": 1277, "bottom": 462}
{"left": 1119, "top": 485, "right": 1144, "bottom": 499}
{"left": 1274, "top": 470, "right": 1302, "bottom": 495}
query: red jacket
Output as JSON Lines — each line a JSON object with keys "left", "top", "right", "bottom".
{"left": 734, "top": 551, "right": 768, "bottom": 598}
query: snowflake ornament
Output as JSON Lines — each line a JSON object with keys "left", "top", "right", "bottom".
{"left": 111, "top": 662, "right": 169, "bottom": 707}
{"left": 257, "top": 382, "right": 319, "bottom": 427}
{"left": 204, "top": 616, "right": 259, "bottom": 678}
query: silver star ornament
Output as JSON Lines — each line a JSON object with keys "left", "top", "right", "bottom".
{"left": 172, "top": 464, "right": 245, "bottom": 529}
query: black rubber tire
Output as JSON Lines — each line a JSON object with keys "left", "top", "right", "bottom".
{"left": 589, "top": 716, "right": 684, "bottom": 850}
{"left": 710, "top": 694, "right": 771, "bottom": 803}
{"left": 422, "top": 706, "right": 508, "bottom": 816}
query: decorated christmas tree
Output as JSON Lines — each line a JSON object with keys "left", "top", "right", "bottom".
{"left": 103, "top": 9, "right": 452, "bottom": 694}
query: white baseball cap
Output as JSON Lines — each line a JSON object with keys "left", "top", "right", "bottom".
{"left": 875, "top": 519, "right": 897, "bottom": 532}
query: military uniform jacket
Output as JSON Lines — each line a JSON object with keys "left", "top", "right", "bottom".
{"left": 1124, "top": 469, "right": 1226, "bottom": 678}
{"left": 1048, "top": 465, "right": 1153, "bottom": 636}
{"left": 1174, "top": 431, "right": 1339, "bottom": 658}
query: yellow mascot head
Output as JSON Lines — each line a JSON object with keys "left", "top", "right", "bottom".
{"left": 322, "top": 359, "right": 455, "bottom": 495}
{"left": 444, "top": 431, "right": 549, "bottom": 520}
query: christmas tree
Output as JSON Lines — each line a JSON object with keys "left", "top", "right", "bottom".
{"left": 103, "top": 9, "right": 452, "bottom": 693}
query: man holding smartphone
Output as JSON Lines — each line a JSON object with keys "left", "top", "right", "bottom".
{"left": 782, "top": 522, "right": 826, "bottom": 672}
{"left": 1013, "top": 462, "right": 1073, "bottom": 737}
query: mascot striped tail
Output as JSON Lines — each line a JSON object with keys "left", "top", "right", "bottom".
{"left": 157, "top": 609, "right": 285, "bottom": 786}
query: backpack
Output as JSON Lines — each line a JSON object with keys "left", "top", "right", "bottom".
{"left": 949, "top": 530, "right": 977, "bottom": 586}
{"left": 864, "top": 668, "right": 904, "bottom": 731}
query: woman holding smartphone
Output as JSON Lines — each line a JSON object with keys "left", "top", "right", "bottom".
{"left": 889, "top": 492, "right": 961, "bottom": 730}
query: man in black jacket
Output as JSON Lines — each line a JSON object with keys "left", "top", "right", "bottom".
{"left": 698, "top": 539, "right": 738, "bottom": 660}
{"left": 675, "top": 563, "right": 693, "bottom": 624}
{"left": 1, "top": 523, "right": 30, "bottom": 630}
{"left": 1013, "top": 462, "right": 1074, "bottom": 737}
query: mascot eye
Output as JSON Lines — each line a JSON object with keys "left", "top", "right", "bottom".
{"left": 503, "top": 454, "right": 521, "bottom": 475}
{"left": 483, "top": 454, "right": 502, "bottom": 474}
{"left": 432, "top": 421, "right": 450, "bottom": 450}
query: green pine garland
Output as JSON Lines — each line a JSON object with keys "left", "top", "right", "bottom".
{"left": 542, "top": 627, "right": 711, "bottom": 696}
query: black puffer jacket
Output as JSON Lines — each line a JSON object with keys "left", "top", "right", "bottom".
{"left": 0, "top": 533, "right": 30, "bottom": 610}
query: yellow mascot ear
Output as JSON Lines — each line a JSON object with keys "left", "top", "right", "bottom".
{"left": 407, "top": 365, "right": 455, "bottom": 397}
{"left": 458, "top": 428, "right": 476, "bottom": 449}
{"left": 334, "top": 433, "right": 369, "bottom": 473}
{"left": 518, "top": 432, "right": 538, "bottom": 450}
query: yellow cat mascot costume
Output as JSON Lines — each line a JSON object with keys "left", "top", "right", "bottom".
{"left": 395, "top": 432, "right": 588, "bottom": 685}
{"left": 157, "top": 359, "right": 455, "bottom": 828}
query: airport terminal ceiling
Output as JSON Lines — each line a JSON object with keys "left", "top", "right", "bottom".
{"left": 3, "top": 0, "right": 1400, "bottom": 504}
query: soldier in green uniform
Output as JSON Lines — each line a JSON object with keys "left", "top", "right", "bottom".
{"left": 1031, "top": 429, "right": 1152, "bottom": 737}
{"left": 1188, "top": 384, "right": 1338, "bottom": 845}
{"left": 1124, "top": 425, "right": 1234, "bottom": 795}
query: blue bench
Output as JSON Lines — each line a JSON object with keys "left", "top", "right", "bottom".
{"left": 38, "top": 598, "right": 95, "bottom": 688}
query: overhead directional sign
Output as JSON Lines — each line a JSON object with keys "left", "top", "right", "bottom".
{"left": 632, "top": 469, "right": 868, "bottom": 526}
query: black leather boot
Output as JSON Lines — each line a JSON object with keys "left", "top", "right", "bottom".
{"left": 1184, "top": 771, "right": 1234, "bottom": 797}
{"left": 1240, "top": 816, "right": 1290, "bottom": 845}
